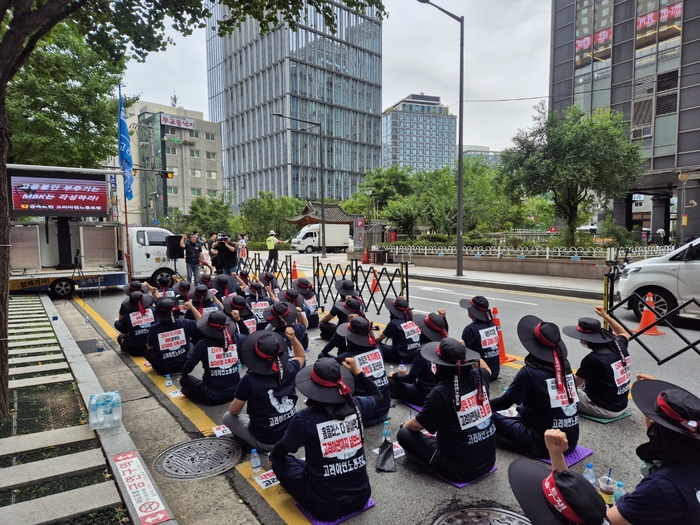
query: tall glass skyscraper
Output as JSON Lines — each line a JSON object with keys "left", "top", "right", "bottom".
{"left": 206, "top": 3, "right": 382, "bottom": 203}
{"left": 381, "top": 94, "right": 457, "bottom": 170}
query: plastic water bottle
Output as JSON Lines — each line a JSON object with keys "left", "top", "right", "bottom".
{"left": 251, "top": 449, "right": 262, "bottom": 479}
{"left": 52, "top": 309, "right": 58, "bottom": 321}
{"left": 583, "top": 463, "right": 596, "bottom": 488}
{"left": 613, "top": 481, "right": 626, "bottom": 504}
{"left": 102, "top": 392, "right": 113, "bottom": 427}
{"left": 165, "top": 374, "right": 173, "bottom": 393}
{"left": 398, "top": 361, "right": 407, "bottom": 375}
{"left": 389, "top": 365, "right": 395, "bottom": 376}
{"left": 96, "top": 338, "right": 104, "bottom": 353}
{"left": 111, "top": 391, "right": 122, "bottom": 427}
{"left": 88, "top": 394, "right": 101, "bottom": 429}
{"left": 84, "top": 315, "right": 90, "bottom": 327}
{"left": 382, "top": 420, "right": 391, "bottom": 441}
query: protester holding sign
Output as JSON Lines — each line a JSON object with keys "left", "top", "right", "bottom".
{"left": 269, "top": 359, "right": 372, "bottom": 522}
{"left": 562, "top": 306, "right": 631, "bottom": 418}
{"left": 292, "top": 278, "right": 320, "bottom": 329}
{"left": 460, "top": 296, "right": 500, "bottom": 381}
{"left": 114, "top": 291, "right": 155, "bottom": 357}
{"left": 375, "top": 297, "right": 422, "bottom": 364}
{"left": 146, "top": 297, "right": 201, "bottom": 375}
{"left": 397, "top": 337, "right": 496, "bottom": 483}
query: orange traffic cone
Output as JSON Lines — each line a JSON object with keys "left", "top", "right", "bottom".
{"left": 361, "top": 247, "right": 370, "bottom": 264}
{"left": 370, "top": 269, "right": 381, "bottom": 293}
{"left": 633, "top": 292, "right": 665, "bottom": 336}
{"left": 291, "top": 261, "right": 298, "bottom": 280}
{"left": 493, "top": 307, "right": 515, "bottom": 364}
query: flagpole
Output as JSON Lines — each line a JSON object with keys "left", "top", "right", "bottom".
{"left": 123, "top": 190, "right": 132, "bottom": 282}
{"left": 118, "top": 84, "right": 134, "bottom": 282}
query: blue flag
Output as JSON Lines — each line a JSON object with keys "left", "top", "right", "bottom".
{"left": 118, "top": 85, "right": 134, "bottom": 201}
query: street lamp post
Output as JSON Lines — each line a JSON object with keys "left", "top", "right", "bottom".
{"left": 364, "top": 186, "right": 373, "bottom": 254}
{"left": 273, "top": 112, "right": 327, "bottom": 258}
{"left": 417, "top": 0, "right": 465, "bottom": 276}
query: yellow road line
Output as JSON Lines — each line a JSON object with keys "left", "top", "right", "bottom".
{"left": 235, "top": 462, "right": 308, "bottom": 524}
{"left": 73, "top": 297, "right": 218, "bottom": 436}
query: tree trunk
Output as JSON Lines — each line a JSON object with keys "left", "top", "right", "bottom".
{"left": 0, "top": 82, "right": 10, "bottom": 418}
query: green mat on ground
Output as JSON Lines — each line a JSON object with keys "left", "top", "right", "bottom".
{"left": 580, "top": 411, "right": 632, "bottom": 424}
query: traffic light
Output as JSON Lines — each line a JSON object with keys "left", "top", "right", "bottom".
{"left": 132, "top": 169, "right": 137, "bottom": 176}
{"left": 161, "top": 171, "right": 174, "bottom": 179}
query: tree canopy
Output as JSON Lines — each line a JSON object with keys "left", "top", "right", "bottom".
{"left": 239, "top": 191, "right": 305, "bottom": 241}
{"left": 499, "top": 104, "right": 645, "bottom": 245}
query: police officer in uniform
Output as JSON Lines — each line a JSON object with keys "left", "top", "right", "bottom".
{"left": 146, "top": 297, "right": 201, "bottom": 375}
{"left": 269, "top": 358, "right": 372, "bottom": 522}
{"left": 460, "top": 296, "right": 500, "bottom": 381}
{"left": 491, "top": 316, "right": 579, "bottom": 459}
{"left": 398, "top": 337, "right": 496, "bottom": 483}
{"left": 292, "top": 278, "right": 320, "bottom": 329}
{"left": 114, "top": 291, "right": 155, "bottom": 356}
{"left": 223, "top": 330, "right": 304, "bottom": 451}
{"left": 265, "top": 230, "right": 285, "bottom": 272}
{"left": 375, "top": 297, "right": 422, "bottom": 365}
{"left": 562, "top": 306, "right": 631, "bottom": 418}
{"left": 180, "top": 311, "right": 245, "bottom": 405}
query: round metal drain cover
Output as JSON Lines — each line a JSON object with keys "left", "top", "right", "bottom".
{"left": 434, "top": 507, "right": 530, "bottom": 525}
{"left": 153, "top": 437, "right": 242, "bottom": 481}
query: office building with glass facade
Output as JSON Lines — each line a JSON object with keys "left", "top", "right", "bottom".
{"left": 381, "top": 94, "right": 457, "bottom": 170}
{"left": 206, "top": 3, "right": 382, "bottom": 203}
{"left": 550, "top": 0, "right": 700, "bottom": 241}
{"left": 462, "top": 145, "right": 502, "bottom": 166}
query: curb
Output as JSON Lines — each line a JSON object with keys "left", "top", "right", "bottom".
{"left": 409, "top": 273, "right": 604, "bottom": 301}
{"left": 42, "top": 295, "right": 179, "bottom": 525}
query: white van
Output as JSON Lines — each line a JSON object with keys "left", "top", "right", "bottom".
{"left": 618, "top": 238, "right": 700, "bottom": 319}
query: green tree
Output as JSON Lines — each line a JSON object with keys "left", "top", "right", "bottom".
{"left": 0, "top": 0, "right": 387, "bottom": 418}
{"left": 182, "top": 195, "right": 239, "bottom": 237}
{"left": 500, "top": 103, "right": 644, "bottom": 246}
{"left": 240, "top": 191, "right": 305, "bottom": 241}
{"left": 413, "top": 167, "right": 458, "bottom": 236}
{"left": 382, "top": 195, "right": 421, "bottom": 239}
{"left": 360, "top": 165, "right": 414, "bottom": 209}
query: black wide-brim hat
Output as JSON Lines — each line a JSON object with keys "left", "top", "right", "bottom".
{"left": 223, "top": 295, "right": 252, "bottom": 317}
{"left": 260, "top": 272, "right": 279, "bottom": 289}
{"left": 192, "top": 286, "right": 216, "bottom": 305}
{"left": 384, "top": 297, "right": 413, "bottom": 319}
{"left": 459, "top": 296, "right": 491, "bottom": 323}
{"left": 278, "top": 289, "right": 305, "bottom": 308}
{"left": 196, "top": 273, "right": 213, "bottom": 286}
{"left": 508, "top": 458, "right": 607, "bottom": 525}
{"left": 240, "top": 331, "right": 289, "bottom": 375}
{"left": 296, "top": 359, "right": 355, "bottom": 404}
{"left": 212, "top": 274, "right": 235, "bottom": 296}
{"left": 292, "top": 278, "right": 314, "bottom": 297}
{"left": 562, "top": 317, "right": 610, "bottom": 344}
{"left": 335, "top": 279, "right": 359, "bottom": 297}
{"left": 154, "top": 297, "right": 178, "bottom": 322}
{"left": 196, "top": 311, "right": 237, "bottom": 340}
{"left": 336, "top": 317, "right": 376, "bottom": 348}
{"left": 123, "top": 281, "right": 149, "bottom": 295}
{"left": 244, "top": 284, "right": 267, "bottom": 298}
{"left": 263, "top": 302, "right": 298, "bottom": 329}
{"left": 120, "top": 293, "right": 155, "bottom": 314}
{"left": 517, "top": 315, "right": 568, "bottom": 363}
{"left": 632, "top": 379, "right": 700, "bottom": 441}
{"left": 172, "top": 281, "right": 193, "bottom": 299}
{"left": 421, "top": 337, "right": 480, "bottom": 367}
{"left": 334, "top": 298, "right": 363, "bottom": 318}
{"left": 413, "top": 313, "right": 446, "bottom": 342}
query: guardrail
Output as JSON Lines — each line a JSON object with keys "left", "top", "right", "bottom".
{"left": 379, "top": 244, "right": 675, "bottom": 260}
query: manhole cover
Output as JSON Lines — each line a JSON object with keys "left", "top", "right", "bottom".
{"left": 434, "top": 508, "right": 530, "bottom": 525}
{"left": 153, "top": 437, "right": 242, "bottom": 481}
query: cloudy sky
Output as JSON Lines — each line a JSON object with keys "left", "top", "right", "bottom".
{"left": 123, "top": 0, "right": 551, "bottom": 151}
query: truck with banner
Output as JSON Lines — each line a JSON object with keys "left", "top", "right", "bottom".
{"left": 8, "top": 164, "right": 183, "bottom": 297}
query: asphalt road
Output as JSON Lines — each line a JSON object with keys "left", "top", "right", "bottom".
{"left": 75, "top": 273, "right": 700, "bottom": 525}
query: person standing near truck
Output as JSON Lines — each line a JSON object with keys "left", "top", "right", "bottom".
{"left": 180, "top": 233, "right": 204, "bottom": 283}
{"left": 265, "top": 230, "right": 287, "bottom": 272}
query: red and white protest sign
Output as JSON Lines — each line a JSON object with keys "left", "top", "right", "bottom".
{"left": 207, "top": 344, "right": 238, "bottom": 368}
{"left": 316, "top": 414, "right": 362, "bottom": 459}
{"left": 157, "top": 328, "right": 186, "bottom": 351}
{"left": 457, "top": 387, "right": 493, "bottom": 431}
{"left": 354, "top": 348, "right": 386, "bottom": 379}
{"left": 112, "top": 451, "right": 169, "bottom": 525}
{"left": 130, "top": 310, "right": 154, "bottom": 327}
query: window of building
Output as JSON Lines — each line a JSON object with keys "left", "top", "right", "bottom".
{"left": 165, "top": 147, "right": 177, "bottom": 155}
{"left": 206, "top": 170, "right": 217, "bottom": 179}
{"left": 191, "top": 188, "right": 202, "bottom": 196}
{"left": 205, "top": 151, "right": 217, "bottom": 160}
{"left": 191, "top": 169, "right": 201, "bottom": 177}
{"left": 189, "top": 149, "right": 200, "bottom": 158}
{"left": 207, "top": 189, "right": 218, "bottom": 197}
{"left": 167, "top": 187, "right": 179, "bottom": 195}
{"left": 164, "top": 126, "right": 177, "bottom": 135}
{"left": 189, "top": 130, "right": 200, "bottom": 138}
{"left": 167, "top": 207, "right": 179, "bottom": 214}
{"left": 205, "top": 132, "right": 216, "bottom": 141}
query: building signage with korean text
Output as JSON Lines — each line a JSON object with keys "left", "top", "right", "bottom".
{"left": 160, "top": 113, "right": 196, "bottom": 130}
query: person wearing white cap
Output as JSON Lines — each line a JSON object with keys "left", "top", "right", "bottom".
{"left": 265, "top": 230, "right": 287, "bottom": 273}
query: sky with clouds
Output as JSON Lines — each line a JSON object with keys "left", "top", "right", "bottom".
{"left": 122, "top": 0, "right": 551, "bottom": 152}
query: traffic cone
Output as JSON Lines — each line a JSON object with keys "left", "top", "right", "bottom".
{"left": 493, "top": 307, "right": 515, "bottom": 364}
{"left": 370, "top": 269, "right": 381, "bottom": 293}
{"left": 633, "top": 292, "right": 665, "bottom": 336}
{"left": 291, "top": 261, "right": 298, "bottom": 280}
{"left": 361, "top": 247, "right": 370, "bottom": 264}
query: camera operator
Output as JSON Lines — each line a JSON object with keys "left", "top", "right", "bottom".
{"left": 213, "top": 232, "right": 238, "bottom": 275}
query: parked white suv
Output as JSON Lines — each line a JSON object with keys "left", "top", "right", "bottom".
{"left": 618, "top": 238, "right": 700, "bottom": 319}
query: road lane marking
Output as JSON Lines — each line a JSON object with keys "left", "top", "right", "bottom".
{"left": 235, "top": 462, "right": 307, "bottom": 524}
{"left": 73, "top": 297, "right": 218, "bottom": 436}
{"left": 412, "top": 295, "right": 538, "bottom": 307}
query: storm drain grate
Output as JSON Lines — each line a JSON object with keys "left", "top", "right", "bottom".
{"left": 433, "top": 508, "right": 530, "bottom": 525}
{"left": 153, "top": 437, "right": 242, "bottom": 481}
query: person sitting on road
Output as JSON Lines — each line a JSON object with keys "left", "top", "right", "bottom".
{"left": 234, "top": 270, "right": 252, "bottom": 290}
{"left": 508, "top": 429, "right": 607, "bottom": 525}
{"left": 196, "top": 272, "right": 213, "bottom": 288}
{"left": 460, "top": 296, "right": 501, "bottom": 382}
{"left": 276, "top": 289, "right": 309, "bottom": 347}
{"left": 319, "top": 298, "right": 366, "bottom": 355}
{"left": 122, "top": 280, "right": 149, "bottom": 296}
{"left": 318, "top": 279, "right": 361, "bottom": 341}
{"left": 292, "top": 278, "right": 320, "bottom": 329}
{"left": 180, "top": 311, "right": 245, "bottom": 405}
{"left": 562, "top": 306, "right": 631, "bottom": 419}
{"left": 245, "top": 282, "right": 275, "bottom": 331}
{"left": 263, "top": 302, "right": 308, "bottom": 359}
{"left": 223, "top": 295, "right": 257, "bottom": 335}
{"left": 223, "top": 330, "right": 304, "bottom": 452}
{"left": 146, "top": 297, "right": 201, "bottom": 375}
{"left": 268, "top": 358, "right": 372, "bottom": 522}
{"left": 333, "top": 316, "right": 391, "bottom": 426}
{"left": 388, "top": 310, "right": 448, "bottom": 406}
{"left": 212, "top": 274, "right": 236, "bottom": 302}
{"left": 188, "top": 284, "right": 223, "bottom": 318}
{"left": 398, "top": 337, "right": 496, "bottom": 483}
{"left": 155, "top": 274, "right": 175, "bottom": 298}
{"left": 114, "top": 291, "right": 155, "bottom": 357}
{"left": 490, "top": 315, "right": 579, "bottom": 459}
{"left": 260, "top": 271, "right": 281, "bottom": 296}
{"left": 375, "top": 297, "right": 422, "bottom": 365}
